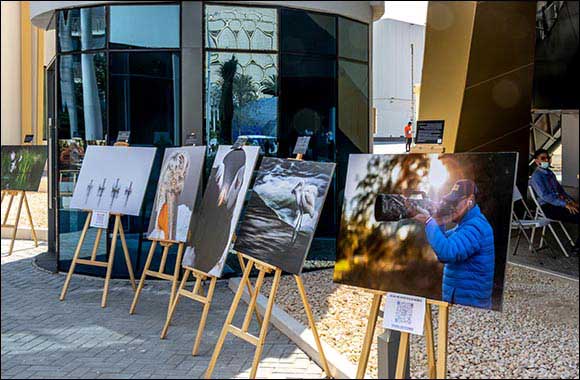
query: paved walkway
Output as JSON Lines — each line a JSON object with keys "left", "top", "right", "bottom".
{"left": 1, "top": 240, "right": 324, "bottom": 379}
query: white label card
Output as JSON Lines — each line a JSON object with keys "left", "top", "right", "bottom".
{"left": 383, "top": 292, "right": 426, "bottom": 336}
{"left": 90, "top": 210, "right": 110, "bottom": 229}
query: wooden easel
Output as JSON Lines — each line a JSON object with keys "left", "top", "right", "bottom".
{"left": 205, "top": 151, "right": 331, "bottom": 379}
{"left": 59, "top": 142, "right": 136, "bottom": 307}
{"left": 356, "top": 292, "right": 451, "bottom": 379}
{"left": 160, "top": 262, "right": 218, "bottom": 355}
{"left": 1, "top": 190, "right": 38, "bottom": 255}
{"left": 159, "top": 250, "right": 263, "bottom": 356}
{"left": 59, "top": 211, "right": 137, "bottom": 307}
{"left": 129, "top": 239, "right": 185, "bottom": 315}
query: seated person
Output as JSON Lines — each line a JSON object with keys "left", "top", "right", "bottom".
{"left": 530, "top": 149, "right": 579, "bottom": 251}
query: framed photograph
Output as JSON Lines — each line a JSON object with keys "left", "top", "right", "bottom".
{"left": 334, "top": 153, "right": 518, "bottom": 311}
{"left": 69, "top": 146, "right": 157, "bottom": 216}
{"left": 1, "top": 145, "right": 47, "bottom": 192}
{"left": 234, "top": 158, "right": 335, "bottom": 274}
{"left": 147, "top": 146, "right": 206, "bottom": 242}
{"left": 182, "top": 145, "right": 260, "bottom": 276}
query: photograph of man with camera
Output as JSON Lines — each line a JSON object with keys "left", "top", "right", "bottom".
{"left": 411, "top": 180, "right": 496, "bottom": 309}
{"left": 334, "top": 153, "right": 516, "bottom": 311}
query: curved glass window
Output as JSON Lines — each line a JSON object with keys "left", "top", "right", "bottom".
{"left": 58, "top": 7, "right": 106, "bottom": 52}
{"left": 55, "top": 4, "right": 181, "bottom": 277}
{"left": 109, "top": 5, "right": 180, "bottom": 49}
{"left": 58, "top": 52, "right": 107, "bottom": 140}
{"left": 281, "top": 9, "right": 336, "bottom": 55}
{"left": 206, "top": 52, "right": 278, "bottom": 151}
{"left": 109, "top": 52, "right": 180, "bottom": 146}
{"left": 338, "top": 17, "right": 369, "bottom": 62}
{"left": 206, "top": 5, "right": 277, "bottom": 51}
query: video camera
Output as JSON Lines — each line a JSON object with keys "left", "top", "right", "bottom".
{"left": 374, "top": 191, "right": 456, "bottom": 222}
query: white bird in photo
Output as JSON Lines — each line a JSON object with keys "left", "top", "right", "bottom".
{"left": 9, "top": 152, "right": 22, "bottom": 173}
{"left": 291, "top": 181, "right": 317, "bottom": 243}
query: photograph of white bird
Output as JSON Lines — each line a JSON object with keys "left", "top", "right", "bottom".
{"left": 291, "top": 181, "right": 318, "bottom": 244}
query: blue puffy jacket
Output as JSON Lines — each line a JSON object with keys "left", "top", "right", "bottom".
{"left": 425, "top": 205, "right": 495, "bottom": 309}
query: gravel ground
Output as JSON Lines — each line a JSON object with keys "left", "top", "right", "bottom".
{"left": 1, "top": 191, "right": 48, "bottom": 228}
{"left": 261, "top": 265, "right": 579, "bottom": 379}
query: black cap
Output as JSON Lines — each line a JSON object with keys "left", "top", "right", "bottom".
{"left": 442, "top": 179, "right": 478, "bottom": 203}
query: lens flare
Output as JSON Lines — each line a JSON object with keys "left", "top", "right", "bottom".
{"left": 429, "top": 156, "right": 449, "bottom": 190}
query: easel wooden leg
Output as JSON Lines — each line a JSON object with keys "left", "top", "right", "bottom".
{"left": 7, "top": 193, "right": 24, "bottom": 256}
{"left": 169, "top": 243, "right": 185, "bottom": 313}
{"left": 90, "top": 228, "right": 103, "bottom": 261}
{"left": 1, "top": 191, "right": 6, "bottom": 204}
{"left": 192, "top": 276, "right": 217, "bottom": 356}
{"left": 118, "top": 221, "right": 136, "bottom": 290}
{"left": 22, "top": 192, "right": 38, "bottom": 247}
{"left": 59, "top": 212, "right": 92, "bottom": 301}
{"left": 101, "top": 217, "right": 120, "bottom": 308}
{"left": 294, "top": 275, "right": 331, "bottom": 378}
{"left": 356, "top": 293, "right": 383, "bottom": 379}
{"left": 249, "top": 268, "right": 282, "bottom": 379}
{"left": 425, "top": 305, "right": 437, "bottom": 378}
{"left": 2, "top": 192, "right": 15, "bottom": 226}
{"left": 237, "top": 252, "right": 263, "bottom": 325}
{"left": 437, "top": 304, "right": 450, "bottom": 379}
{"left": 129, "top": 240, "right": 158, "bottom": 314}
{"left": 205, "top": 261, "right": 255, "bottom": 379}
{"left": 395, "top": 332, "right": 410, "bottom": 379}
{"left": 161, "top": 268, "right": 191, "bottom": 339}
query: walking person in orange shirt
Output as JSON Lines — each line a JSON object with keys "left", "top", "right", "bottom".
{"left": 404, "top": 121, "right": 413, "bottom": 152}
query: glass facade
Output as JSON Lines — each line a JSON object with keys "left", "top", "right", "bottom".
{"left": 50, "top": 2, "right": 369, "bottom": 276}
{"left": 55, "top": 4, "right": 181, "bottom": 276}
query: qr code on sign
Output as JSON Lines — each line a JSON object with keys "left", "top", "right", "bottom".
{"left": 394, "top": 300, "right": 413, "bottom": 325}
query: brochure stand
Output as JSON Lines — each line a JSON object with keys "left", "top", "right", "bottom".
{"left": 129, "top": 239, "right": 185, "bottom": 315}
{"left": 1, "top": 190, "right": 38, "bottom": 255}
{"left": 59, "top": 142, "right": 137, "bottom": 308}
{"left": 204, "top": 152, "right": 330, "bottom": 379}
{"left": 356, "top": 291, "right": 450, "bottom": 379}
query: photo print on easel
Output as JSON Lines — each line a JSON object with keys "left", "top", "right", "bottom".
{"left": 1, "top": 146, "right": 47, "bottom": 192}
{"left": 147, "top": 146, "right": 205, "bottom": 242}
{"left": 69, "top": 146, "right": 157, "bottom": 216}
{"left": 182, "top": 145, "right": 260, "bottom": 276}
{"left": 334, "top": 153, "right": 518, "bottom": 311}
{"left": 234, "top": 157, "right": 335, "bottom": 274}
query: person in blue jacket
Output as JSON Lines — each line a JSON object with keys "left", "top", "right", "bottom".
{"left": 413, "top": 180, "right": 495, "bottom": 309}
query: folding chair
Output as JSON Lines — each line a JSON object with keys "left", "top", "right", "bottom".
{"left": 528, "top": 185, "right": 576, "bottom": 257}
{"left": 511, "top": 186, "right": 551, "bottom": 256}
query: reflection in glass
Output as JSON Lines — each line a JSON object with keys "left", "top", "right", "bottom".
{"left": 338, "top": 17, "right": 369, "bottom": 62}
{"left": 280, "top": 53, "right": 337, "bottom": 236}
{"left": 205, "top": 5, "right": 277, "bottom": 51}
{"left": 109, "top": 52, "right": 180, "bottom": 146}
{"left": 58, "top": 7, "right": 106, "bottom": 52}
{"left": 280, "top": 54, "right": 336, "bottom": 161}
{"left": 338, "top": 59, "right": 369, "bottom": 152}
{"left": 205, "top": 52, "right": 278, "bottom": 154}
{"left": 109, "top": 5, "right": 180, "bottom": 49}
{"left": 280, "top": 9, "right": 336, "bottom": 55}
{"left": 58, "top": 53, "right": 106, "bottom": 140}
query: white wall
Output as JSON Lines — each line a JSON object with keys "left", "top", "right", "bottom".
{"left": 373, "top": 18, "right": 425, "bottom": 138}
{"left": 1, "top": 1, "right": 22, "bottom": 145}
{"left": 561, "top": 112, "right": 579, "bottom": 190}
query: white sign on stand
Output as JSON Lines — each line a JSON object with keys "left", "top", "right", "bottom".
{"left": 90, "top": 210, "right": 110, "bottom": 229}
{"left": 383, "top": 292, "right": 426, "bottom": 336}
